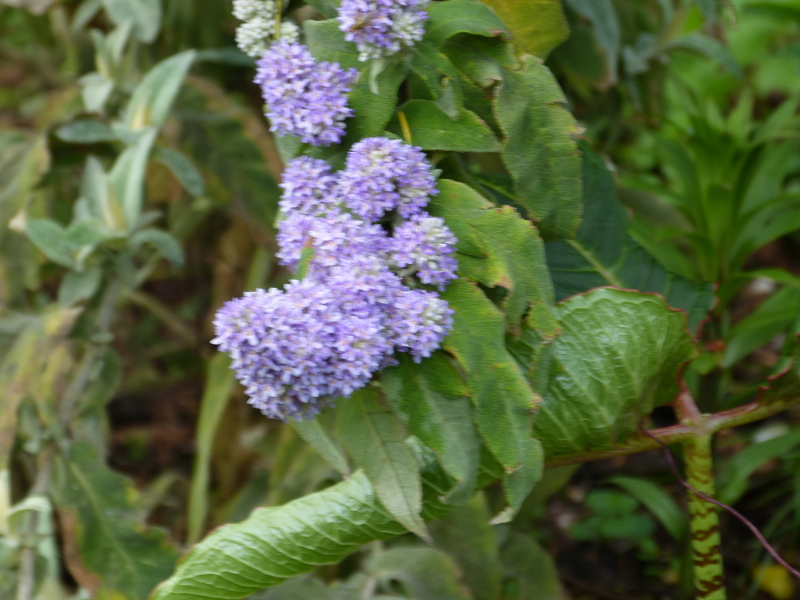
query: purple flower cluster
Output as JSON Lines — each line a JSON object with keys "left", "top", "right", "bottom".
{"left": 338, "top": 0, "right": 429, "bottom": 61}
{"left": 255, "top": 41, "right": 358, "bottom": 146}
{"left": 214, "top": 138, "right": 458, "bottom": 421}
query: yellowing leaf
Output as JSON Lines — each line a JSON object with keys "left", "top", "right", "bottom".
{"left": 754, "top": 564, "right": 794, "bottom": 600}
{"left": 481, "top": 0, "right": 570, "bottom": 58}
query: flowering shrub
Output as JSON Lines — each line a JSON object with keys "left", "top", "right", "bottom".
{"left": 5, "top": 2, "right": 800, "bottom": 600}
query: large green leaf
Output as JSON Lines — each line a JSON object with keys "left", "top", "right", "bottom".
{"left": 545, "top": 147, "right": 715, "bottom": 332}
{"left": 441, "top": 280, "right": 543, "bottom": 519}
{"left": 151, "top": 467, "right": 454, "bottom": 600}
{"left": 481, "top": 0, "right": 570, "bottom": 58}
{"left": 335, "top": 388, "right": 427, "bottom": 538}
{"left": 531, "top": 288, "right": 697, "bottom": 458}
{"left": 429, "top": 179, "right": 558, "bottom": 332}
{"left": 495, "top": 56, "right": 582, "bottom": 240}
{"left": 382, "top": 353, "right": 480, "bottom": 505}
{"left": 52, "top": 442, "right": 178, "bottom": 600}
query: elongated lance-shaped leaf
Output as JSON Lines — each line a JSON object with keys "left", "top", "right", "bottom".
{"left": 52, "top": 442, "right": 178, "bottom": 600}
{"left": 109, "top": 128, "right": 157, "bottom": 230}
{"left": 546, "top": 146, "right": 714, "bottom": 332}
{"left": 123, "top": 50, "right": 196, "bottom": 130}
{"left": 429, "top": 179, "right": 559, "bottom": 334}
{"left": 442, "top": 280, "right": 543, "bottom": 520}
{"left": 495, "top": 55, "right": 582, "bottom": 241}
{"left": 187, "top": 353, "right": 237, "bottom": 544}
{"left": 150, "top": 464, "right": 457, "bottom": 600}
{"left": 382, "top": 353, "right": 480, "bottom": 505}
{"left": 531, "top": 288, "right": 697, "bottom": 458}
{"left": 335, "top": 388, "right": 428, "bottom": 538}
{"left": 290, "top": 416, "right": 350, "bottom": 477}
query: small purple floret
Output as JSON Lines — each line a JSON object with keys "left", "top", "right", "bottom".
{"left": 254, "top": 41, "right": 358, "bottom": 146}
{"left": 338, "top": 0, "right": 429, "bottom": 61}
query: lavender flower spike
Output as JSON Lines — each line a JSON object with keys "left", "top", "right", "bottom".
{"left": 255, "top": 41, "right": 358, "bottom": 146}
{"left": 339, "top": 137, "right": 438, "bottom": 222}
{"left": 338, "top": 0, "right": 429, "bottom": 61}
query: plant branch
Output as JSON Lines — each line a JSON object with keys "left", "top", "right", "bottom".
{"left": 544, "top": 394, "right": 796, "bottom": 469}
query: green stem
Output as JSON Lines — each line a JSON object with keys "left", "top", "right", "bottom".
{"left": 676, "top": 393, "right": 726, "bottom": 600}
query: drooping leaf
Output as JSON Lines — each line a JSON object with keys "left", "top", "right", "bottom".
{"left": 609, "top": 475, "right": 687, "bottom": 541}
{"left": 52, "top": 442, "right": 179, "bottom": 600}
{"left": 441, "top": 280, "right": 543, "bottom": 519}
{"left": 382, "top": 353, "right": 480, "bottom": 505}
{"left": 58, "top": 266, "right": 103, "bottom": 307}
{"left": 187, "top": 353, "right": 237, "bottom": 544}
{"left": 430, "top": 494, "right": 502, "bottom": 600}
{"left": 290, "top": 415, "right": 351, "bottom": 477}
{"left": 335, "top": 388, "right": 428, "bottom": 538}
{"left": 495, "top": 56, "right": 582, "bottom": 240}
{"left": 129, "top": 228, "right": 185, "bottom": 266}
{"left": 154, "top": 147, "right": 205, "bottom": 196}
{"left": 501, "top": 532, "right": 568, "bottom": 600}
{"left": 151, "top": 466, "right": 455, "bottom": 600}
{"left": 481, "top": 0, "right": 570, "bottom": 58}
{"left": 564, "top": 0, "right": 620, "bottom": 84}
{"left": 387, "top": 100, "right": 500, "bottom": 152}
{"left": 545, "top": 146, "right": 715, "bottom": 332}
{"left": 123, "top": 50, "right": 196, "bottom": 131}
{"left": 429, "top": 179, "right": 558, "bottom": 332}
{"left": 365, "top": 547, "right": 471, "bottom": 600}
{"left": 531, "top": 288, "right": 698, "bottom": 458}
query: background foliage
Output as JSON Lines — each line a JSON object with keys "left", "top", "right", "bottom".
{"left": 1, "top": 1, "right": 799, "bottom": 599}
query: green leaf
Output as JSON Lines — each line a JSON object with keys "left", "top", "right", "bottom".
{"left": 58, "top": 266, "right": 103, "bottom": 307}
{"left": 430, "top": 180, "right": 558, "bottom": 333}
{"left": 129, "top": 228, "right": 185, "bottom": 266}
{"left": 187, "top": 353, "right": 237, "bottom": 544}
{"left": 481, "top": 0, "right": 570, "bottom": 58}
{"left": 0, "top": 309, "right": 78, "bottom": 471}
{"left": 109, "top": 128, "right": 157, "bottom": 229}
{"left": 102, "top": 0, "right": 161, "bottom": 43}
{"left": 667, "top": 33, "right": 742, "bottom": 78}
{"left": 441, "top": 280, "right": 543, "bottom": 520}
{"left": 335, "top": 388, "right": 428, "bottom": 538}
{"left": 123, "top": 50, "right": 196, "bottom": 131}
{"left": 76, "top": 156, "right": 127, "bottom": 232}
{"left": 290, "top": 416, "right": 351, "bottom": 477}
{"left": 716, "top": 428, "right": 800, "bottom": 506}
{"left": 24, "top": 219, "right": 76, "bottom": 268}
{"left": 545, "top": 146, "right": 715, "bottom": 332}
{"left": 382, "top": 353, "right": 480, "bottom": 505}
{"left": 409, "top": 42, "right": 464, "bottom": 109}
{"left": 55, "top": 119, "right": 116, "bottom": 144}
{"left": 151, "top": 467, "right": 454, "bottom": 600}
{"left": 365, "top": 548, "right": 471, "bottom": 600}
{"left": 52, "top": 442, "right": 179, "bottom": 599}
{"left": 564, "top": 0, "right": 620, "bottom": 83}
{"left": 501, "top": 532, "right": 567, "bottom": 600}
{"left": 495, "top": 56, "right": 582, "bottom": 240}
{"left": 531, "top": 288, "right": 698, "bottom": 458}
{"left": 430, "top": 494, "right": 502, "bottom": 600}
{"left": 608, "top": 475, "right": 687, "bottom": 541}
{"left": 724, "top": 285, "right": 800, "bottom": 368}
{"left": 155, "top": 147, "right": 205, "bottom": 196}
{"left": 388, "top": 100, "right": 500, "bottom": 152}
{"left": 424, "top": 0, "right": 511, "bottom": 46}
